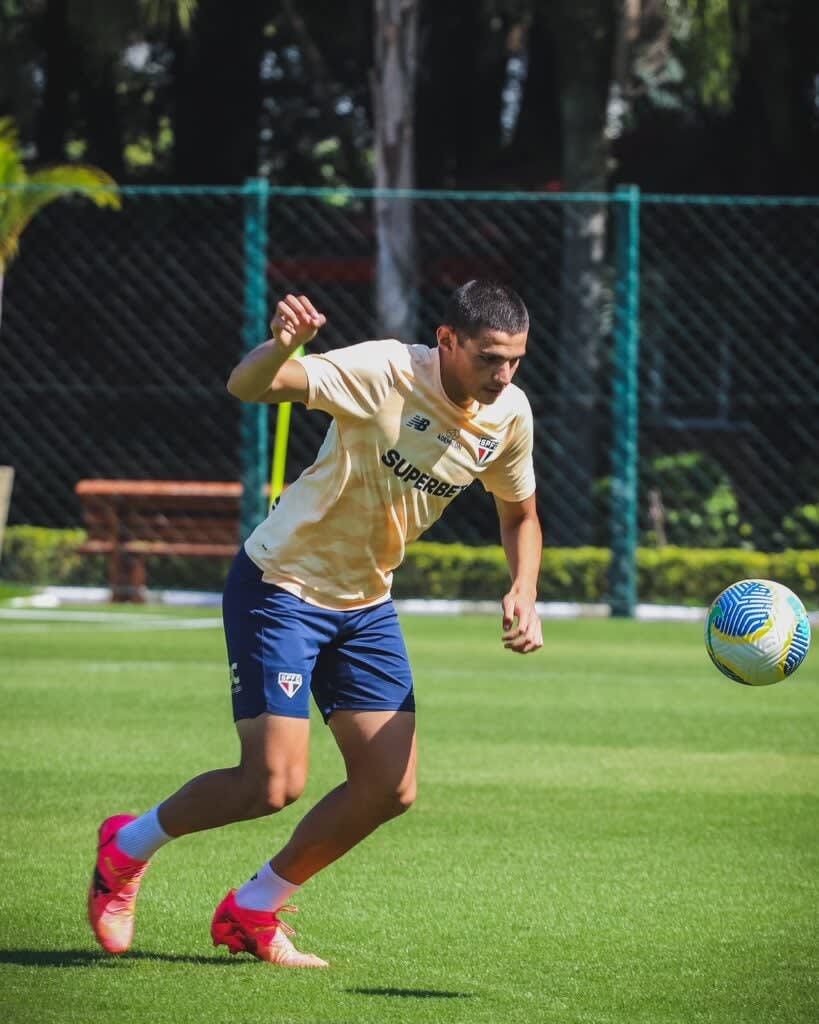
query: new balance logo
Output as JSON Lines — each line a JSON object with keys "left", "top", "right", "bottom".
{"left": 405, "top": 414, "right": 431, "bottom": 432}
{"left": 278, "top": 672, "right": 303, "bottom": 698}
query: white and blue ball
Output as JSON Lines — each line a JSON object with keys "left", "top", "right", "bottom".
{"left": 705, "top": 579, "right": 811, "bottom": 686}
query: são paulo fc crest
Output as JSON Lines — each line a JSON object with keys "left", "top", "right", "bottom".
{"left": 277, "top": 672, "right": 303, "bottom": 698}
{"left": 477, "top": 436, "right": 500, "bottom": 464}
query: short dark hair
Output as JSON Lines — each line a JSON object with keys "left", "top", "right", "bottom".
{"left": 443, "top": 279, "right": 529, "bottom": 338}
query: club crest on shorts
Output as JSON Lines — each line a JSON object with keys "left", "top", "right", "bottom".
{"left": 477, "top": 436, "right": 499, "bottom": 464}
{"left": 277, "top": 672, "right": 303, "bottom": 698}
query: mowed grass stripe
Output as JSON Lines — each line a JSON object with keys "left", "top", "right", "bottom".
{"left": 0, "top": 614, "right": 816, "bottom": 1024}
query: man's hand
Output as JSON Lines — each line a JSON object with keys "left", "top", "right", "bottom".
{"left": 271, "top": 294, "right": 326, "bottom": 352}
{"left": 227, "top": 294, "right": 322, "bottom": 403}
{"left": 501, "top": 587, "right": 543, "bottom": 654}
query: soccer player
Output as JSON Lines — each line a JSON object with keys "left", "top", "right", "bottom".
{"left": 88, "top": 279, "right": 543, "bottom": 967}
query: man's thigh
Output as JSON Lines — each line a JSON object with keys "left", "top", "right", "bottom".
{"left": 329, "top": 709, "right": 417, "bottom": 798}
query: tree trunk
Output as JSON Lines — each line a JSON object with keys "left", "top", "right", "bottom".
{"left": 507, "top": 6, "right": 562, "bottom": 186}
{"left": 35, "top": 0, "right": 71, "bottom": 162}
{"left": 75, "top": 56, "right": 125, "bottom": 179}
{"left": 550, "top": 0, "right": 616, "bottom": 546}
{"left": 173, "top": 0, "right": 269, "bottom": 184}
{"left": 372, "top": 0, "right": 418, "bottom": 341}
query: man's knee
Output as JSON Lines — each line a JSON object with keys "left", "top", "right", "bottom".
{"left": 391, "top": 780, "right": 416, "bottom": 817}
{"left": 235, "top": 713, "right": 310, "bottom": 818}
{"left": 258, "top": 779, "right": 305, "bottom": 816}
{"left": 362, "top": 777, "right": 417, "bottom": 821}
{"left": 239, "top": 769, "right": 306, "bottom": 818}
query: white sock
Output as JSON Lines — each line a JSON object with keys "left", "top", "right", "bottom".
{"left": 116, "top": 806, "right": 172, "bottom": 862}
{"left": 235, "top": 862, "right": 300, "bottom": 913}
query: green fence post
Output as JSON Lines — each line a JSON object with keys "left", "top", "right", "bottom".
{"left": 240, "top": 177, "right": 270, "bottom": 538}
{"left": 610, "top": 185, "right": 640, "bottom": 617}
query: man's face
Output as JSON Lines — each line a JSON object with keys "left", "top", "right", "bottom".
{"left": 437, "top": 325, "right": 528, "bottom": 407}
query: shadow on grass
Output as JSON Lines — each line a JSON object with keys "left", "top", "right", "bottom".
{"left": 348, "top": 987, "right": 472, "bottom": 999}
{"left": 0, "top": 948, "right": 233, "bottom": 967}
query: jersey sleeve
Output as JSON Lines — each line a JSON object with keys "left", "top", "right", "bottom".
{"left": 480, "top": 399, "right": 537, "bottom": 502}
{"left": 297, "top": 339, "right": 407, "bottom": 420}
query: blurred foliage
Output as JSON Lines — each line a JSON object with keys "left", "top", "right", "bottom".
{"left": 595, "top": 449, "right": 818, "bottom": 552}
{"left": 643, "top": 450, "right": 754, "bottom": 549}
{"left": 779, "top": 504, "right": 819, "bottom": 550}
{"left": 666, "top": 0, "right": 737, "bottom": 110}
{"left": 67, "top": 0, "right": 197, "bottom": 57}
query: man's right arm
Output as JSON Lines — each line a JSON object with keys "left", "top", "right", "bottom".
{"left": 226, "top": 293, "right": 325, "bottom": 404}
{"left": 227, "top": 339, "right": 309, "bottom": 404}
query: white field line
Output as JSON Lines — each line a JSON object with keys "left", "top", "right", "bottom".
{"left": 2, "top": 587, "right": 817, "bottom": 626}
{"left": 0, "top": 608, "right": 221, "bottom": 629}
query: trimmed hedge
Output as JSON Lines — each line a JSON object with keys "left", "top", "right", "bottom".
{"left": 1, "top": 526, "right": 817, "bottom": 607}
{"left": 636, "top": 546, "right": 819, "bottom": 606}
{"left": 393, "top": 541, "right": 819, "bottom": 606}
{"left": 0, "top": 526, "right": 106, "bottom": 587}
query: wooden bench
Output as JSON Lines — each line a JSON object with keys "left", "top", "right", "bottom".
{"left": 75, "top": 479, "right": 244, "bottom": 602}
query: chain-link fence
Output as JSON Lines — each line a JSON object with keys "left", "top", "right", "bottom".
{"left": 1, "top": 185, "right": 817, "bottom": 595}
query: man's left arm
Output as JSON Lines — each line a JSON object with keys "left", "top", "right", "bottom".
{"left": 494, "top": 493, "right": 544, "bottom": 654}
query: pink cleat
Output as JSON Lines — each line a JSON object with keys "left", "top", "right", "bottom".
{"left": 211, "top": 890, "right": 328, "bottom": 968}
{"left": 87, "top": 815, "right": 150, "bottom": 955}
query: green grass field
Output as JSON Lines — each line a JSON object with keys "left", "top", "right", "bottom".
{"left": 0, "top": 608, "right": 817, "bottom": 1024}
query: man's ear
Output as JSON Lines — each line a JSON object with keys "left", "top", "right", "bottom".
{"left": 436, "top": 325, "right": 457, "bottom": 351}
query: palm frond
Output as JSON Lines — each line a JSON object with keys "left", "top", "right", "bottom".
{"left": 0, "top": 118, "right": 24, "bottom": 187}
{"left": 0, "top": 166, "right": 121, "bottom": 268}
{"left": 27, "top": 166, "right": 121, "bottom": 209}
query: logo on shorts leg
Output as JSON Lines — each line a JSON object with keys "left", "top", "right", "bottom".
{"left": 277, "top": 672, "right": 303, "bottom": 698}
{"left": 229, "top": 662, "right": 241, "bottom": 694}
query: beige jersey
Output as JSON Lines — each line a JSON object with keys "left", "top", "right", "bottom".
{"left": 244, "top": 339, "right": 536, "bottom": 609}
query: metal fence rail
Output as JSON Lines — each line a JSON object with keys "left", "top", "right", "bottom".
{"left": 1, "top": 185, "right": 817, "bottom": 603}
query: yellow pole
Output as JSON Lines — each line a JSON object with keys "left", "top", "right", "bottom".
{"left": 268, "top": 346, "right": 303, "bottom": 505}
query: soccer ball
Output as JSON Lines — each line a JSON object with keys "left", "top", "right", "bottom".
{"left": 705, "top": 579, "right": 811, "bottom": 686}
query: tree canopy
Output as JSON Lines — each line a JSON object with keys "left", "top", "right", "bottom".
{"left": 0, "top": 0, "right": 816, "bottom": 192}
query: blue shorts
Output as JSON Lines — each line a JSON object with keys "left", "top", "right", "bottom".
{"left": 222, "top": 546, "right": 415, "bottom": 723}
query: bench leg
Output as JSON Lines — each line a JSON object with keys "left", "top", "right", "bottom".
{"left": 127, "top": 552, "right": 147, "bottom": 603}
{"left": 111, "top": 549, "right": 147, "bottom": 603}
{"left": 109, "top": 546, "right": 127, "bottom": 603}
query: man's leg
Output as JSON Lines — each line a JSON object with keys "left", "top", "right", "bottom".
{"left": 157, "top": 713, "right": 310, "bottom": 836}
{"left": 88, "top": 714, "right": 309, "bottom": 955}
{"left": 89, "top": 549, "right": 327, "bottom": 958}
{"left": 210, "top": 709, "right": 416, "bottom": 967}
{"left": 271, "top": 709, "right": 417, "bottom": 884}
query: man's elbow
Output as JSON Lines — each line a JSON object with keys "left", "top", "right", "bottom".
{"left": 226, "top": 371, "right": 262, "bottom": 402}
{"left": 226, "top": 374, "right": 244, "bottom": 400}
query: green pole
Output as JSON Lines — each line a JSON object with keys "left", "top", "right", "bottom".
{"left": 610, "top": 185, "right": 640, "bottom": 617}
{"left": 240, "top": 177, "right": 270, "bottom": 538}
